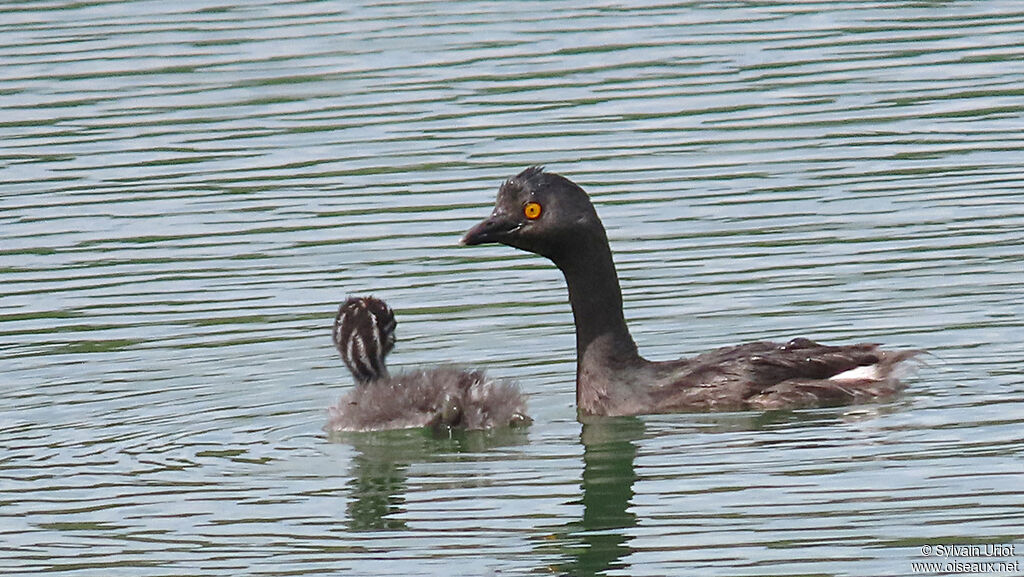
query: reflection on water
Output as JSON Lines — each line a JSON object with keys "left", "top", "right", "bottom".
{"left": 343, "top": 432, "right": 421, "bottom": 532}
{"left": 559, "top": 418, "right": 645, "bottom": 577}
{"left": 339, "top": 428, "right": 532, "bottom": 532}
{"left": 2, "top": 0, "right": 1023, "bottom": 575}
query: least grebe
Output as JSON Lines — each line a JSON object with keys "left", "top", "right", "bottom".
{"left": 326, "top": 297, "right": 530, "bottom": 432}
{"left": 462, "top": 167, "right": 920, "bottom": 416}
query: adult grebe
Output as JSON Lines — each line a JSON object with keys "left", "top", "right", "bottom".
{"left": 462, "top": 167, "right": 920, "bottom": 416}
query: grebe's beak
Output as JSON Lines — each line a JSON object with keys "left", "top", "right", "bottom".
{"left": 460, "top": 212, "right": 520, "bottom": 246}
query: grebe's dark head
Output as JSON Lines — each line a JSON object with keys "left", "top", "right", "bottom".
{"left": 461, "top": 166, "right": 604, "bottom": 263}
{"left": 333, "top": 296, "right": 396, "bottom": 383}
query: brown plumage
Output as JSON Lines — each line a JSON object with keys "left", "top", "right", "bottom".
{"left": 326, "top": 297, "right": 530, "bottom": 432}
{"left": 462, "top": 167, "right": 921, "bottom": 416}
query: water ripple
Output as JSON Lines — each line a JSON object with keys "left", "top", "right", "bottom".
{"left": 2, "top": 1, "right": 1023, "bottom": 575}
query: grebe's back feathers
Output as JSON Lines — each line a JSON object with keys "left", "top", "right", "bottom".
{"left": 327, "top": 366, "right": 528, "bottom": 433}
{"left": 650, "top": 339, "right": 921, "bottom": 412}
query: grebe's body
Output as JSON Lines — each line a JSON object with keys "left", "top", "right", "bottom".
{"left": 326, "top": 297, "right": 529, "bottom": 432}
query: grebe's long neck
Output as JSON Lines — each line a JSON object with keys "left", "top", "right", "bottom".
{"left": 550, "top": 226, "right": 642, "bottom": 370}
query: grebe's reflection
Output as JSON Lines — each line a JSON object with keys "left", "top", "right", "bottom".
{"left": 546, "top": 410, "right": 841, "bottom": 575}
{"left": 334, "top": 427, "right": 530, "bottom": 531}
{"left": 545, "top": 416, "right": 644, "bottom": 576}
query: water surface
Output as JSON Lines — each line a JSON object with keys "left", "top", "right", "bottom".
{"left": 2, "top": 2, "right": 1023, "bottom": 576}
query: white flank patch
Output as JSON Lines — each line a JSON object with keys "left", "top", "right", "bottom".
{"left": 830, "top": 364, "right": 881, "bottom": 381}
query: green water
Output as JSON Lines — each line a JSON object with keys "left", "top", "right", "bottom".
{"left": 2, "top": 2, "right": 1023, "bottom": 575}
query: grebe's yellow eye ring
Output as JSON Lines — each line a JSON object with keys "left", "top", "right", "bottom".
{"left": 523, "top": 201, "right": 542, "bottom": 220}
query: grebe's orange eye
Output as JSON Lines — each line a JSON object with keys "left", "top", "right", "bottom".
{"left": 523, "top": 201, "right": 542, "bottom": 220}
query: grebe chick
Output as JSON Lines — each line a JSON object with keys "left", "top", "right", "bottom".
{"left": 326, "top": 297, "right": 530, "bottom": 433}
{"left": 462, "top": 166, "right": 921, "bottom": 416}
